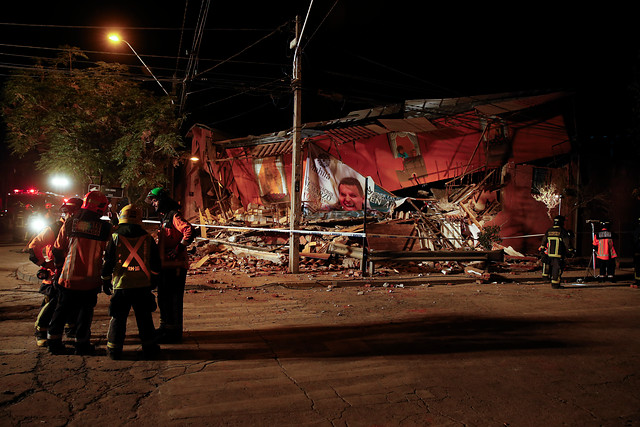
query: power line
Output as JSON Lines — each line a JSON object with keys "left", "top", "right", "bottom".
{"left": 0, "top": 43, "right": 287, "bottom": 66}
{"left": 0, "top": 22, "right": 271, "bottom": 32}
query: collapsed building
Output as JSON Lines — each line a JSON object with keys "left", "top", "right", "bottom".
{"left": 177, "top": 91, "right": 577, "bottom": 276}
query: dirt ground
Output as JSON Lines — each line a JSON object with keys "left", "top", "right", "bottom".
{"left": 2, "top": 241, "right": 640, "bottom": 426}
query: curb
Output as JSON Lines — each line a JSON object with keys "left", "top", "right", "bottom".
{"left": 16, "top": 262, "right": 40, "bottom": 285}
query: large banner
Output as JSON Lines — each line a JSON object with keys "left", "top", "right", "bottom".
{"left": 302, "top": 144, "right": 405, "bottom": 213}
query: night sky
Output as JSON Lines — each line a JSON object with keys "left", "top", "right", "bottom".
{"left": 1, "top": 1, "right": 638, "bottom": 193}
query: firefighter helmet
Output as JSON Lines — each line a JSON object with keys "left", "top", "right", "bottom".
{"left": 553, "top": 215, "right": 565, "bottom": 226}
{"left": 145, "top": 187, "right": 169, "bottom": 204}
{"left": 61, "top": 197, "right": 83, "bottom": 214}
{"left": 82, "top": 191, "right": 108, "bottom": 215}
{"left": 118, "top": 204, "right": 142, "bottom": 224}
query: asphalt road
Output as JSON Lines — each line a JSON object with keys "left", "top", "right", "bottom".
{"left": 1, "top": 235, "right": 640, "bottom": 426}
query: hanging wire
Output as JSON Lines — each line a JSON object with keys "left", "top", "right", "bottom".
{"left": 301, "top": 0, "right": 340, "bottom": 50}
{"left": 174, "top": 0, "right": 189, "bottom": 78}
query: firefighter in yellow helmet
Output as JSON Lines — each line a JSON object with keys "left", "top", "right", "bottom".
{"left": 101, "top": 204, "right": 161, "bottom": 359}
{"left": 538, "top": 215, "right": 574, "bottom": 289}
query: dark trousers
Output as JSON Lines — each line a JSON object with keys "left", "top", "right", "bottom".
{"left": 48, "top": 287, "right": 98, "bottom": 344}
{"left": 107, "top": 288, "right": 157, "bottom": 350}
{"left": 157, "top": 268, "right": 187, "bottom": 337}
{"left": 35, "top": 286, "right": 77, "bottom": 338}
{"left": 541, "top": 255, "right": 550, "bottom": 279}
{"left": 596, "top": 258, "right": 616, "bottom": 278}
{"left": 634, "top": 252, "right": 640, "bottom": 283}
{"left": 549, "top": 257, "right": 565, "bottom": 286}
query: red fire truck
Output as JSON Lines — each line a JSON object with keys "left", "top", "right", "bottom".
{"left": 3, "top": 189, "right": 65, "bottom": 242}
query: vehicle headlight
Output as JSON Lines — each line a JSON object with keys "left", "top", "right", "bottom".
{"left": 28, "top": 216, "right": 47, "bottom": 233}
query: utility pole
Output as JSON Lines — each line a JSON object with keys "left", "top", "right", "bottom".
{"left": 289, "top": 16, "right": 303, "bottom": 273}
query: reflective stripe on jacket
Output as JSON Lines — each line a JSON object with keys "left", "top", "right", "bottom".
{"left": 110, "top": 234, "right": 158, "bottom": 289}
{"left": 540, "top": 226, "right": 571, "bottom": 258}
{"left": 593, "top": 229, "right": 617, "bottom": 260}
{"left": 54, "top": 211, "right": 111, "bottom": 291}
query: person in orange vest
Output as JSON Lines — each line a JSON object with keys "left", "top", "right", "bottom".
{"left": 145, "top": 187, "right": 194, "bottom": 343}
{"left": 28, "top": 198, "right": 83, "bottom": 347}
{"left": 593, "top": 220, "right": 618, "bottom": 282}
{"left": 539, "top": 215, "right": 574, "bottom": 289}
{"left": 48, "top": 191, "right": 112, "bottom": 355}
{"left": 101, "top": 204, "right": 161, "bottom": 360}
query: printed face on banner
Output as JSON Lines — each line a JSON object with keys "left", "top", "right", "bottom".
{"left": 337, "top": 177, "right": 364, "bottom": 211}
{"left": 302, "top": 144, "right": 405, "bottom": 213}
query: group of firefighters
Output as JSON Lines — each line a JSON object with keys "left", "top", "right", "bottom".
{"left": 24, "top": 187, "right": 640, "bottom": 356}
{"left": 539, "top": 215, "right": 640, "bottom": 288}
{"left": 26, "top": 187, "right": 193, "bottom": 359}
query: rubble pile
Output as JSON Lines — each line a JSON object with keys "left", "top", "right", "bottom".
{"left": 185, "top": 175, "right": 542, "bottom": 282}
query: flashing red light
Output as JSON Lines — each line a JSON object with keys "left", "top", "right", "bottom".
{"left": 11, "top": 188, "right": 40, "bottom": 194}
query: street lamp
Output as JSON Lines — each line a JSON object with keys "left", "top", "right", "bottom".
{"left": 50, "top": 175, "right": 71, "bottom": 194}
{"left": 107, "top": 33, "right": 174, "bottom": 104}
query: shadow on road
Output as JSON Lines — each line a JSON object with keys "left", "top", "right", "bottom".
{"left": 147, "top": 315, "right": 579, "bottom": 361}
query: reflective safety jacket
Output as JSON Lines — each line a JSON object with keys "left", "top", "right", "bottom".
{"left": 101, "top": 223, "right": 160, "bottom": 289}
{"left": 53, "top": 209, "right": 111, "bottom": 291}
{"left": 157, "top": 210, "right": 194, "bottom": 269}
{"left": 539, "top": 225, "right": 572, "bottom": 258}
{"left": 28, "top": 220, "right": 63, "bottom": 284}
{"left": 593, "top": 228, "right": 617, "bottom": 260}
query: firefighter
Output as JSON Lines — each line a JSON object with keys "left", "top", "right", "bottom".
{"left": 145, "top": 187, "right": 194, "bottom": 343}
{"left": 47, "top": 191, "right": 111, "bottom": 355}
{"left": 539, "top": 215, "right": 574, "bottom": 289}
{"left": 28, "top": 197, "right": 83, "bottom": 346}
{"left": 101, "top": 204, "right": 161, "bottom": 360}
{"left": 593, "top": 220, "right": 618, "bottom": 282}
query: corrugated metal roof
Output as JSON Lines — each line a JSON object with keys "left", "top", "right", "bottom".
{"left": 201, "top": 91, "right": 569, "bottom": 157}
{"left": 474, "top": 92, "right": 567, "bottom": 116}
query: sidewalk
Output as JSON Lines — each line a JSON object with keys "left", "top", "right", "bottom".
{"left": 17, "top": 258, "right": 632, "bottom": 290}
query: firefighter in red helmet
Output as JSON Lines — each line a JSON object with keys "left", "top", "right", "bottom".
{"left": 28, "top": 197, "right": 82, "bottom": 347}
{"left": 539, "top": 215, "right": 574, "bottom": 289}
{"left": 47, "top": 191, "right": 112, "bottom": 355}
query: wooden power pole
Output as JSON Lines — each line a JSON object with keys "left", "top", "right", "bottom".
{"left": 289, "top": 16, "right": 303, "bottom": 273}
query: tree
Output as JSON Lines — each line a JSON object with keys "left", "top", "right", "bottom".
{"left": 1, "top": 46, "right": 183, "bottom": 202}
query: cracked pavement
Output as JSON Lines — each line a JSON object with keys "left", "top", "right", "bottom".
{"left": 2, "top": 241, "right": 640, "bottom": 426}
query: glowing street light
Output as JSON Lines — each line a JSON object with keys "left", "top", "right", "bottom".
{"left": 50, "top": 175, "right": 71, "bottom": 193}
{"left": 108, "top": 33, "right": 174, "bottom": 104}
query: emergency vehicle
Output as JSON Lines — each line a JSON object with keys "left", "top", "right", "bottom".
{"left": 3, "top": 189, "right": 65, "bottom": 242}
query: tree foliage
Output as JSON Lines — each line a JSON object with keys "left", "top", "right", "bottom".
{"left": 1, "top": 46, "right": 183, "bottom": 201}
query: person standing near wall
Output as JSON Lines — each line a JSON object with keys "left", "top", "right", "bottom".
{"left": 145, "top": 187, "right": 194, "bottom": 343}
